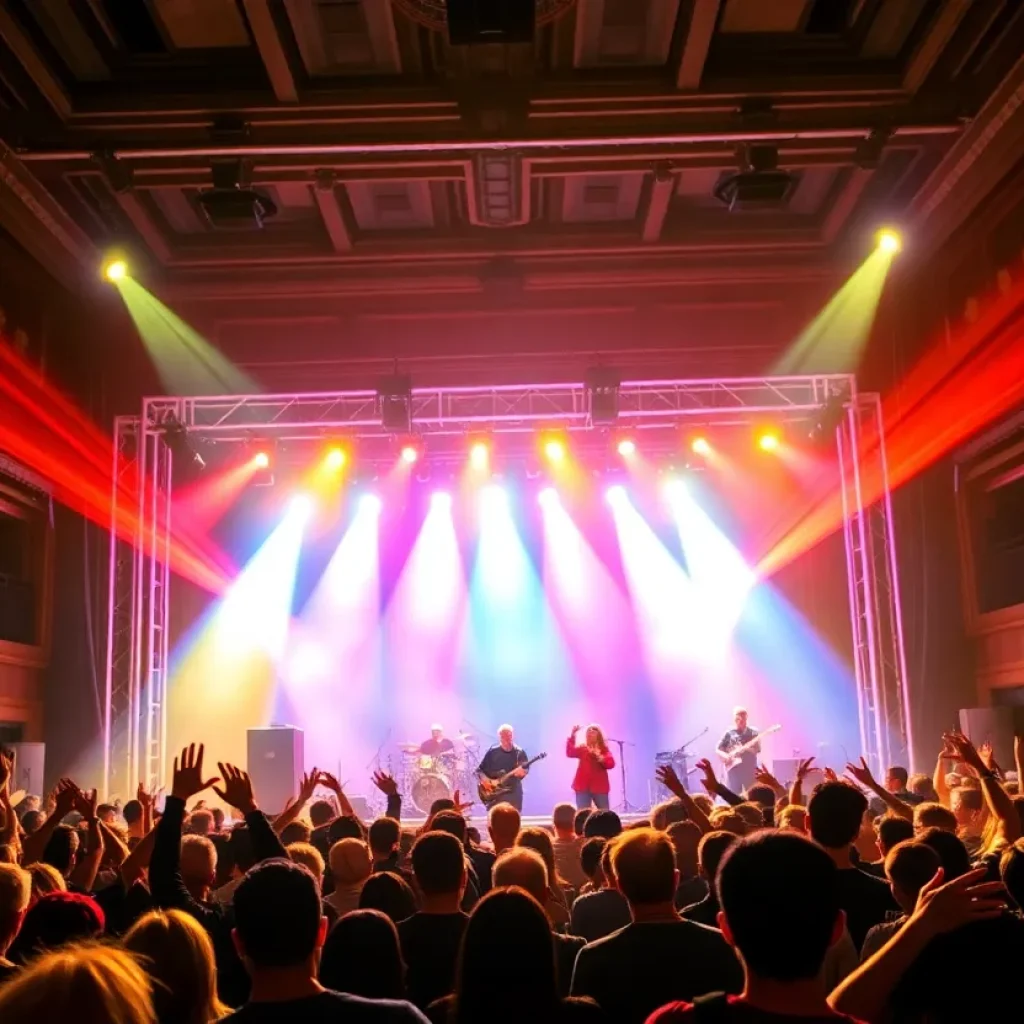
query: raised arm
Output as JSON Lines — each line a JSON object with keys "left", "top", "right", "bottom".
{"left": 0, "top": 751, "right": 19, "bottom": 859}
{"left": 947, "top": 732, "right": 1020, "bottom": 849}
{"left": 22, "top": 778, "right": 80, "bottom": 866}
{"left": 845, "top": 758, "right": 914, "bottom": 822}
{"left": 272, "top": 768, "right": 321, "bottom": 836}
{"left": 120, "top": 827, "right": 157, "bottom": 888}
{"left": 655, "top": 764, "right": 712, "bottom": 835}
{"left": 933, "top": 743, "right": 953, "bottom": 806}
{"left": 69, "top": 789, "right": 103, "bottom": 892}
{"left": 372, "top": 770, "right": 402, "bottom": 821}
{"left": 566, "top": 726, "right": 582, "bottom": 760}
{"left": 320, "top": 771, "right": 356, "bottom": 821}
{"left": 213, "top": 762, "right": 288, "bottom": 862}
{"left": 1016, "top": 735, "right": 1024, "bottom": 794}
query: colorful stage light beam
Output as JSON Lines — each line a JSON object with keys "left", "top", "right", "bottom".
{"left": 469, "top": 441, "right": 490, "bottom": 471}
{"left": 113, "top": 276, "right": 257, "bottom": 396}
{"left": 431, "top": 491, "right": 453, "bottom": 512}
{"left": 617, "top": 438, "right": 636, "bottom": 457}
{"left": 877, "top": 228, "right": 902, "bottom": 254}
{"left": 691, "top": 436, "right": 711, "bottom": 456}
{"left": 360, "top": 493, "right": 383, "bottom": 516}
{"left": 325, "top": 447, "right": 347, "bottom": 471}
{"left": 103, "top": 258, "right": 128, "bottom": 282}
{"left": 538, "top": 486, "right": 558, "bottom": 508}
{"left": 253, "top": 451, "right": 271, "bottom": 470}
{"left": 172, "top": 456, "right": 265, "bottom": 533}
{"left": 543, "top": 437, "right": 567, "bottom": 464}
{"left": 773, "top": 239, "right": 897, "bottom": 374}
{"left": 400, "top": 444, "right": 419, "bottom": 465}
{"left": 758, "top": 430, "right": 781, "bottom": 453}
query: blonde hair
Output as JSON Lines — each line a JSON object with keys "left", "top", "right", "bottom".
{"left": 24, "top": 862, "right": 66, "bottom": 902}
{"left": 287, "top": 841, "right": 326, "bottom": 883}
{"left": 328, "top": 838, "right": 372, "bottom": 885}
{"left": 515, "top": 827, "right": 567, "bottom": 891}
{"left": 0, "top": 863, "right": 31, "bottom": 933}
{"left": 777, "top": 805, "right": 807, "bottom": 831}
{"left": 0, "top": 942, "right": 155, "bottom": 1024}
{"left": 123, "top": 909, "right": 227, "bottom": 1024}
{"left": 179, "top": 835, "right": 216, "bottom": 885}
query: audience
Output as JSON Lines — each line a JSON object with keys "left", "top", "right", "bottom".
{"left": 324, "top": 838, "right": 372, "bottom": 917}
{"left": 552, "top": 802, "right": 588, "bottom": 891}
{"left": 486, "top": 803, "right": 520, "bottom": 856}
{"left": 398, "top": 832, "right": 468, "bottom": 1010}
{"left": 805, "top": 782, "right": 898, "bottom": 951}
{"left": 320, "top": 909, "right": 407, "bottom": 1001}
{"left": 583, "top": 810, "right": 623, "bottom": 840}
{"left": 0, "top": 863, "right": 30, "bottom": 984}
{"left": 516, "top": 826, "right": 572, "bottom": 924}
{"left": 679, "top": 830, "right": 735, "bottom": 926}
{"left": 884, "top": 766, "right": 923, "bottom": 806}
{"left": 428, "top": 888, "right": 604, "bottom": 1023}
{"left": 570, "top": 829, "right": 742, "bottom": 1022}
{"left": 286, "top": 840, "right": 326, "bottom": 883}
{"left": 123, "top": 908, "right": 229, "bottom": 1024}
{"left": 569, "top": 838, "right": 631, "bottom": 942}
{"left": 666, "top": 821, "right": 706, "bottom": 910}
{"left": 359, "top": 871, "right": 418, "bottom": 923}
{"left": 8, "top": 890, "right": 104, "bottom": 962}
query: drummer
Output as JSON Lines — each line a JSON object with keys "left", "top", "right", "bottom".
{"left": 419, "top": 723, "right": 455, "bottom": 757}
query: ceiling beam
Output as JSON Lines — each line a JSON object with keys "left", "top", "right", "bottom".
{"left": 903, "top": 0, "right": 971, "bottom": 94}
{"left": 313, "top": 174, "right": 353, "bottom": 252}
{"left": 241, "top": 0, "right": 299, "bottom": 102}
{"left": 642, "top": 171, "right": 676, "bottom": 242}
{"left": 677, "top": 0, "right": 722, "bottom": 90}
{"left": 0, "top": 6, "right": 72, "bottom": 119}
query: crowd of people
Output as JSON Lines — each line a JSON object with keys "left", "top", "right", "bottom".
{"left": 0, "top": 729, "right": 1022, "bottom": 1022}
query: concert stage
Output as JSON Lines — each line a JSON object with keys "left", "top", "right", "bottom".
{"left": 102, "top": 377, "right": 910, "bottom": 810}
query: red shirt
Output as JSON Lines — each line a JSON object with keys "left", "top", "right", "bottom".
{"left": 647, "top": 996, "right": 867, "bottom": 1023}
{"left": 566, "top": 737, "right": 615, "bottom": 794}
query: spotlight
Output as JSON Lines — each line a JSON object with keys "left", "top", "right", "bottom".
{"left": 617, "top": 438, "right": 636, "bottom": 457}
{"left": 400, "top": 444, "right": 419, "bottom": 465}
{"left": 876, "top": 228, "right": 901, "bottom": 254}
{"left": 160, "top": 417, "right": 206, "bottom": 479}
{"left": 758, "top": 430, "right": 780, "bottom": 452}
{"left": 359, "top": 493, "right": 382, "bottom": 515}
{"left": 253, "top": 451, "right": 270, "bottom": 470}
{"left": 469, "top": 441, "right": 490, "bottom": 470}
{"left": 691, "top": 436, "right": 710, "bottom": 456}
{"left": 103, "top": 258, "right": 128, "bottom": 282}
{"left": 605, "top": 484, "right": 627, "bottom": 506}
{"left": 543, "top": 438, "right": 566, "bottom": 464}
{"left": 538, "top": 487, "right": 558, "bottom": 508}
{"left": 431, "top": 490, "right": 452, "bottom": 512}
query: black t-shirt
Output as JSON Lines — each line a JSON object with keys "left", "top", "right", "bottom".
{"left": 718, "top": 728, "right": 759, "bottom": 763}
{"left": 680, "top": 893, "right": 720, "bottom": 928}
{"left": 419, "top": 738, "right": 455, "bottom": 756}
{"left": 674, "top": 876, "right": 708, "bottom": 912}
{"left": 648, "top": 995, "right": 865, "bottom": 1022}
{"left": 223, "top": 990, "right": 427, "bottom": 1022}
{"left": 477, "top": 744, "right": 528, "bottom": 792}
{"left": 397, "top": 912, "right": 468, "bottom": 1009}
{"left": 569, "top": 888, "right": 632, "bottom": 943}
{"left": 571, "top": 919, "right": 743, "bottom": 1023}
{"left": 426, "top": 995, "right": 606, "bottom": 1023}
{"left": 835, "top": 867, "right": 900, "bottom": 952}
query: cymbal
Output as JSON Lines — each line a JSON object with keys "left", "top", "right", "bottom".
{"left": 458, "top": 732, "right": 476, "bottom": 740}
{"left": 398, "top": 743, "right": 421, "bottom": 752}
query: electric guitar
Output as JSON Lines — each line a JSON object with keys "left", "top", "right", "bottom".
{"left": 477, "top": 752, "right": 547, "bottom": 807}
{"left": 716, "top": 724, "right": 781, "bottom": 770}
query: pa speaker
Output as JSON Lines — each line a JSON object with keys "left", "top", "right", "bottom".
{"left": 447, "top": 0, "right": 535, "bottom": 45}
{"left": 247, "top": 726, "right": 304, "bottom": 816}
{"left": 7, "top": 742, "right": 44, "bottom": 800}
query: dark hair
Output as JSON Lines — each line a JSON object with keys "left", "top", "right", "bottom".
{"left": 9, "top": 891, "right": 105, "bottom": 962}
{"left": 226, "top": 824, "right": 256, "bottom": 873}
{"left": 917, "top": 827, "right": 971, "bottom": 880}
{"left": 718, "top": 831, "right": 838, "bottom": 981}
{"left": 319, "top": 909, "right": 405, "bottom": 1000}
{"left": 431, "top": 810, "right": 468, "bottom": 845}
{"left": 746, "top": 785, "right": 776, "bottom": 810}
{"left": 886, "top": 766, "right": 909, "bottom": 787}
{"left": 885, "top": 840, "right": 940, "bottom": 900}
{"left": 328, "top": 815, "right": 366, "bottom": 844}
{"left": 19, "top": 810, "right": 44, "bottom": 834}
{"left": 411, "top": 832, "right": 465, "bottom": 896}
{"left": 358, "top": 871, "right": 417, "bottom": 923}
{"left": 280, "top": 821, "right": 311, "bottom": 847}
{"left": 453, "top": 888, "right": 558, "bottom": 1020}
{"left": 122, "top": 800, "right": 142, "bottom": 826}
{"left": 309, "top": 799, "right": 335, "bottom": 828}
{"left": 583, "top": 809, "right": 622, "bottom": 840}
{"left": 368, "top": 816, "right": 401, "bottom": 856}
{"left": 466, "top": 826, "right": 481, "bottom": 846}
{"left": 580, "top": 837, "right": 606, "bottom": 879}
{"left": 429, "top": 798, "right": 456, "bottom": 817}
{"left": 611, "top": 829, "right": 676, "bottom": 905}
{"left": 42, "top": 824, "right": 79, "bottom": 875}
{"left": 877, "top": 814, "right": 914, "bottom": 853}
{"left": 233, "top": 859, "right": 322, "bottom": 967}
{"left": 914, "top": 802, "right": 957, "bottom": 832}
{"left": 697, "top": 830, "right": 737, "bottom": 883}
{"left": 573, "top": 808, "right": 591, "bottom": 836}
{"left": 806, "top": 782, "right": 867, "bottom": 849}
{"left": 999, "top": 839, "right": 1024, "bottom": 910}
{"left": 97, "top": 803, "right": 116, "bottom": 819}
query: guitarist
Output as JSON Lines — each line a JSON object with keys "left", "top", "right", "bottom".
{"left": 716, "top": 706, "right": 761, "bottom": 794}
{"left": 476, "top": 724, "right": 530, "bottom": 812}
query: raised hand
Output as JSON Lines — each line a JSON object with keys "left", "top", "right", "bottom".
{"left": 320, "top": 771, "right": 344, "bottom": 796}
{"left": 655, "top": 763, "right": 685, "bottom": 799}
{"left": 372, "top": 770, "right": 398, "bottom": 797}
{"left": 298, "top": 768, "right": 320, "bottom": 804}
{"left": 753, "top": 764, "right": 783, "bottom": 793}
{"left": 823, "top": 766, "right": 839, "bottom": 783}
{"left": 944, "top": 732, "right": 986, "bottom": 774}
{"left": 0, "top": 749, "right": 12, "bottom": 792}
{"left": 74, "top": 787, "right": 99, "bottom": 822}
{"left": 696, "top": 758, "right": 718, "bottom": 795}
{"left": 452, "top": 788, "right": 473, "bottom": 814}
{"left": 136, "top": 781, "right": 154, "bottom": 810}
{"left": 171, "top": 744, "right": 220, "bottom": 802}
{"left": 54, "top": 778, "right": 81, "bottom": 818}
{"left": 570, "top": 724, "right": 580, "bottom": 735}
{"left": 795, "top": 756, "right": 816, "bottom": 782}
{"left": 911, "top": 867, "right": 1008, "bottom": 937}
{"left": 212, "top": 762, "right": 257, "bottom": 816}
{"left": 845, "top": 756, "right": 878, "bottom": 789}
{"left": 978, "top": 742, "right": 997, "bottom": 771}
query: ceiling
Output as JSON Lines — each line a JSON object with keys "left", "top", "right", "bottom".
{"left": 1, "top": 0, "right": 1023, "bottom": 387}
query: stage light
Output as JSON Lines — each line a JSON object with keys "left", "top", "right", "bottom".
{"left": 617, "top": 438, "right": 636, "bottom": 457}
{"left": 481, "top": 483, "right": 508, "bottom": 511}
{"left": 691, "top": 436, "right": 710, "bottom": 456}
{"left": 469, "top": 441, "right": 490, "bottom": 470}
{"left": 431, "top": 490, "right": 452, "bottom": 512}
{"left": 538, "top": 487, "right": 558, "bottom": 508}
{"left": 103, "top": 258, "right": 128, "bottom": 282}
{"left": 663, "top": 477, "right": 686, "bottom": 504}
{"left": 359, "top": 493, "right": 382, "bottom": 515}
{"left": 758, "top": 430, "right": 780, "bottom": 452}
{"left": 253, "top": 451, "right": 270, "bottom": 470}
{"left": 543, "top": 438, "right": 566, "bottom": 463}
{"left": 876, "top": 228, "right": 902, "bottom": 254}
{"left": 290, "top": 494, "right": 313, "bottom": 520}
{"left": 400, "top": 444, "right": 419, "bottom": 465}
{"left": 605, "top": 484, "right": 627, "bottom": 506}
{"left": 325, "top": 447, "right": 346, "bottom": 471}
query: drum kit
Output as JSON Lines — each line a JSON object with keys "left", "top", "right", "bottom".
{"left": 396, "top": 732, "right": 480, "bottom": 816}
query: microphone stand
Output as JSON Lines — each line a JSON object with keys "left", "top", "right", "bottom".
{"left": 606, "top": 737, "right": 637, "bottom": 813}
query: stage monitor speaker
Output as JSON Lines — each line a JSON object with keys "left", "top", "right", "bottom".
{"left": 958, "top": 707, "right": 1024, "bottom": 772}
{"left": 247, "top": 727, "right": 303, "bottom": 816}
{"left": 7, "top": 742, "right": 44, "bottom": 800}
{"left": 447, "top": 0, "right": 534, "bottom": 45}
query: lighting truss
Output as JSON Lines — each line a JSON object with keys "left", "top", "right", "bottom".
{"left": 103, "top": 373, "right": 911, "bottom": 799}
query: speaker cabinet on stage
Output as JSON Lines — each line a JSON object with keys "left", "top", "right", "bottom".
{"left": 959, "top": 707, "right": 1024, "bottom": 773}
{"left": 8, "top": 742, "right": 44, "bottom": 798}
{"left": 247, "top": 727, "right": 303, "bottom": 816}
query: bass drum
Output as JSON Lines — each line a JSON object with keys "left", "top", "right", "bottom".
{"left": 411, "top": 771, "right": 451, "bottom": 816}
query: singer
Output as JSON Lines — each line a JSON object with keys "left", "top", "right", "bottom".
{"left": 566, "top": 723, "right": 615, "bottom": 810}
